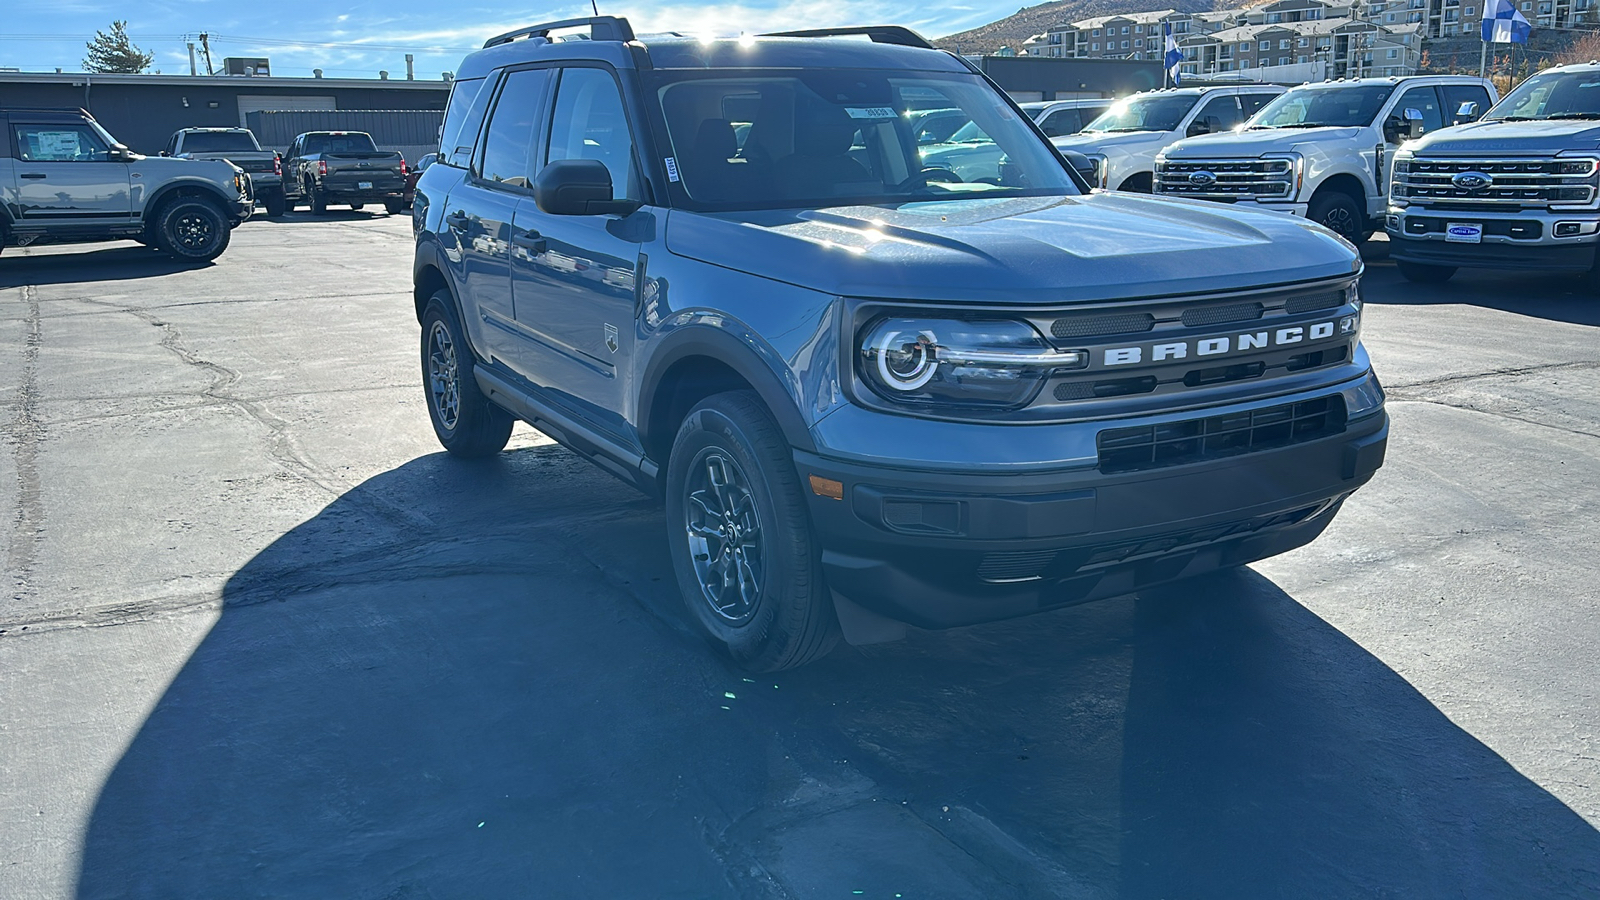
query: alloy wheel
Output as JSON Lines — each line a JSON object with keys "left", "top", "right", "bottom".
{"left": 427, "top": 320, "right": 461, "bottom": 431}
{"left": 173, "top": 211, "right": 217, "bottom": 254}
{"left": 683, "top": 448, "right": 764, "bottom": 625}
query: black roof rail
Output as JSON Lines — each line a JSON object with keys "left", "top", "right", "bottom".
{"left": 483, "top": 16, "right": 636, "bottom": 49}
{"left": 761, "top": 25, "right": 934, "bottom": 49}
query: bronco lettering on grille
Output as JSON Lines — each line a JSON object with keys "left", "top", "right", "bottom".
{"left": 1102, "top": 321, "right": 1338, "bottom": 366}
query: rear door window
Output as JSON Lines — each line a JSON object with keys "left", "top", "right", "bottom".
{"left": 478, "top": 68, "right": 553, "bottom": 188}
{"left": 1037, "top": 108, "right": 1080, "bottom": 137}
{"left": 1442, "top": 83, "right": 1492, "bottom": 119}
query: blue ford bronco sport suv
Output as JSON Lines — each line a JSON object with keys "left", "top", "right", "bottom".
{"left": 412, "top": 18, "right": 1389, "bottom": 670}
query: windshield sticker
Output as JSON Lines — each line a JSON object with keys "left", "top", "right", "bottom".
{"left": 664, "top": 157, "right": 680, "bottom": 182}
{"left": 845, "top": 107, "right": 898, "bottom": 120}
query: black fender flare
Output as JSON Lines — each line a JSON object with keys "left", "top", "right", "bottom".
{"left": 638, "top": 324, "right": 817, "bottom": 455}
{"left": 144, "top": 179, "right": 237, "bottom": 220}
{"left": 411, "top": 238, "right": 465, "bottom": 323}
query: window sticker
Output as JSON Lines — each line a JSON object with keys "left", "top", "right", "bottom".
{"left": 845, "top": 107, "right": 897, "bottom": 119}
{"left": 36, "top": 131, "right": 83, "bottom": 160}
{"left": 664, "top": 156, "right": 680, "bottom": 182}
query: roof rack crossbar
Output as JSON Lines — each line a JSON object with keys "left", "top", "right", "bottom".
{"left": 761, "top": 26, "right": 933, "bottom": 49}
{"left": 483, "top": 16, "right": 636, "bottom": 49}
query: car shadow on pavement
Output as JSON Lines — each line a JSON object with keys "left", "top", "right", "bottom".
{"left": 1363, "top": 260, "right": 1600, "bottom": 327}
{"left": 73, "top": 446, "right": 1600, "bottom": 899}
{"left": 0, "top": 245, "right": 210, "bottom": 287}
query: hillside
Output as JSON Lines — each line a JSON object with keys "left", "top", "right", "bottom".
{"left": 935, "top": 0, "right": 1222, "bottom": 56}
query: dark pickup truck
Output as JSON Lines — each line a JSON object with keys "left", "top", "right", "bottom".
{"left": 164, "top": 127, "right": 286, "bottom": 217}
{"left": 281, "top": 131, "right": 407, "bottom": 215}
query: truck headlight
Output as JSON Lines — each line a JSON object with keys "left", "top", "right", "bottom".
{"left": 858, "top": 318, "right": 1086, "bottom": 409}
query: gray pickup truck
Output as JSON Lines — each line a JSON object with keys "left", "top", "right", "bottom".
{"left": 164, "top": 127, "right": 286, "bottom": 217}
{"left": 281, "top": 131, "right": 408, "bottom": 215}
{"left": 2, "top": 107, "right": 252, "bottom": 262}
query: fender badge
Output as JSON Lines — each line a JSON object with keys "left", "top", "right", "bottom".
{"left": 605, "top": 324, "right": 619, "bottom": 353}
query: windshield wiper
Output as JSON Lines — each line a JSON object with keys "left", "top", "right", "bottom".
{"left": 1544, "top": 112, "right": 1600, "bottom": 120}
{"left": 1278, "top": 122, "right": 1345, "bottom": 128}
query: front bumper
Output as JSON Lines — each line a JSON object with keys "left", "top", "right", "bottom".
{"left": 1386, "top": 207, "right": 1600, "bottom": 271}
{"left": 798, "top": 383, "right": 1388, "bottom": 630}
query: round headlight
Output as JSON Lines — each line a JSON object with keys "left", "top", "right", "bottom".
{"left": 857, "top": 317, "right": 1086, "bottom": 410}
{"left": 872, "top": 327, "right": 939, "bottom": 391}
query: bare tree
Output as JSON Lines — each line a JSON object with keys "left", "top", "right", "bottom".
{"left": 1556, "top": 30, "right": 1600, "bottom": 67}
{"left": 83, "top": 21, "right": 155, "bottom": 74}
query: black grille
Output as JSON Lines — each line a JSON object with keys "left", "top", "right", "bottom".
{"left": 1097, "top": 396, "right": 1346, "bottom": 473}
{"left": 1284, "top": 291, "right": 1344, "bottom": 314}
{"left": 1055, "top": 376, "right": 1157, "bottom": 401}
{"left": 977, "top": 550, "right": 1059, "bottom": 582}
{"left": 1181, "top": 302, "right": 1263, "bottom": 328}
{"left": 1052, "top": 313, "right": 1154, "bottom": 339}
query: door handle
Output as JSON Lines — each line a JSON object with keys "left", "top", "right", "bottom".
{"left": 20, "top": 173, "right": 47, "bottom": 179}
{"left": 445, "top": 211, "right": 469, "bottom": 230}
{"left": 512, "top": 231, "right": 547, "bottom": 254}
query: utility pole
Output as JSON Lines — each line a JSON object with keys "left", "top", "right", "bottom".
{"left": 198, "top": 32, "right": 215, "bottom": 76}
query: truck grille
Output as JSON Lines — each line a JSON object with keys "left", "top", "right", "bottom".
{"left": 1154, "top": 159, "right": 1295, "bottom": 200}
{"left": 1392, "top": 157, "right": 1599, "bottom": 208}
{"left": 1096, "top": 396, "right": 1346, "bottom": 473}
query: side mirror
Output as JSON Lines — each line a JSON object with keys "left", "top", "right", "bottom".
{"left": 532, "top": 159, "right": 640, "bottom": 216}
{"left": 1403, "top": 107, "right": 1426, "bottom": 139}
{"left": 1186, "top": 119, "right": 1211, "bottom": 137}
{"left": 1456, "top": 101, "right": 1481, "bottom": 123}
{"left": 107, "top": 143, "right": 134, "bottom": 162}
{"left": 1059, "top": 149, "right": 1098, "bottom": 186}
{"left": 158, "top": 150, "right": 170, "bottom": 157}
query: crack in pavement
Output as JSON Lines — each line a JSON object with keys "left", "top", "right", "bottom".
{"left": 4, "top": 285, "right": 45, "bottom": 604}
{"left": 1386, "top": 397, "right": 1600, "bottom": 442}
{"left": 1385, "top": 359, "right": 1600, "bottom": 392}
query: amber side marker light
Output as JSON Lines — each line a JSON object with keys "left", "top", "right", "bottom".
{"left": 809, "top": 475, "right": 844, "bottom": 500}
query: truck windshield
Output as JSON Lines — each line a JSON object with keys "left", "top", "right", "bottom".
{"left": 653, "top": 68, "right": 1079, "bottom": 209}
{"left": 1082, "top": 95, "right": 1198, "bottom": 133}
{"left": 182, "top": 132, "right": 261, "bottom": 153}
{"left": 1487, "top": 69, "right": 1600, "bottom": 120}
{"left": 1248, "top": 85, "right": 1395, "bottom": 129}
{"left": 304, "top": 133, "right": 379, "bottom": 155}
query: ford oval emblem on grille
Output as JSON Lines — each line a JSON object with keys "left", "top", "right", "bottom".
{"left": 1189, "top": 170, "right": 1218, "bottom": 188}
{"left": 1451, "top": 170, "right": 1491, "bottom": 191}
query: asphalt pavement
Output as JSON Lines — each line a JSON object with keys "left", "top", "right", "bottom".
{"left": 1, "top": 212, "right": 1597, "bottom": 899}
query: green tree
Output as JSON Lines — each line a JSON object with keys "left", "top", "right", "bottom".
{"left": 83, "top": 21, "right": 155, "bottom": 74}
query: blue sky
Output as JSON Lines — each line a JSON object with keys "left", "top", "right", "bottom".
{"left": 1, "top": 0, "right": 1009, "bottom": 80}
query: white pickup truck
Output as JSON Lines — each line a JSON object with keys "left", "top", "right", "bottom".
{"left": 1154, "top": 75, "right": 1497, "bottom": 245}
{"left": 1052, "top": 84, "right": 1287, "bottom": 193}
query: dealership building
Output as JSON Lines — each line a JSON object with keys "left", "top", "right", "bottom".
{"left": 0, "top": 71, "right": 450, "bottom": 157}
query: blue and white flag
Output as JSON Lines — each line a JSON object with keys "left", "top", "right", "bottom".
{"left": 1163, "top": 23, "right": 1183, "bottom": 85}
{"left": 1481, "top": 0, "right": 1531, "bottom": 43}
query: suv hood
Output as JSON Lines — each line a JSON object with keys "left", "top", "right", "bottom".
{"left": 1052, "top": 131, "right": 1168, "bottom": 153}
{"left": 665, "top": 194, "right": 1359, "bottom": 304}
{"left": 1164, "top": 126, "right": 1364, "bottom": 159}
{"left": 1407, "top": 118, "right": 1600, "bottom": 155}
{"left": 140, "top": 156, "right": 241, "bottom": 177}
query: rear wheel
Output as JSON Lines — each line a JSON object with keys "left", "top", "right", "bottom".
{"left": 1308, "top": 191, "right": 1366, "bottom": 246}
{"left": 263, "top": 192, "right": 286, "bottom": 218}
{"left": 153, "top": 196, "right": 230, "bottom": 262}
{"left": 351, "top": 202, "right": 365, "bottom": 211}
{"left": 1396, "top": 260, "right": 1457, "bottom": 284}
{"left": 308, "top": 180, "right": 327, "bottom": 215}
{"left": 665, "top": 391, "right": 840, "bottom": 672}
{"left": 384, "top": 198, "right": 405, "bottom": 215}
{"left": 420, "top": 293, "right": 513, "bottom": 458}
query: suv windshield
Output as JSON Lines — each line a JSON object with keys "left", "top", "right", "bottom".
{"left": 304, "top": 133, "right": 379, "bottom": 155}
{"left": 654, "top": 68, "right": 1078, "bottom": 208}
{"left": 182, "top": 132, "right": 261, "bottom": 153}
{"left": 1083, "top": 94, "right": 1199, "bottom": 133}
{"left": 1488, "top": 69, "right": 1600, "bottom": 120}
{"left": 1249, "top": 85, "right": 1395, "bottom": 129}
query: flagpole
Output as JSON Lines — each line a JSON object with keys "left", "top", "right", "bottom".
{"left": 1480, "top": 40, "right": 1487, "bottom": 79}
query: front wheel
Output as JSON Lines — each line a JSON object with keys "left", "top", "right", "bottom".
{"left": 420, "top": 293, "right": 513, "bottom": 457}
{"left": 154, "top": 197, "right": 230, "bottom": 262}
{"left": 665, "top": 391, "right": 840, "bottom": 672}
{"left": 1308, "top": 192, "right": 1367, "bottom": 246}
{"left": 1396, "top": 260, "right": 1457, "bottom": 283}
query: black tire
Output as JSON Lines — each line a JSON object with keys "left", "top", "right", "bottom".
{"left": 351, "top": 202, "right": 365, "bottom": 211}
{"left": 1396, "top": 259, "right": 1457, "bottom": 284}
{"left": 153, "top": 196, "right": 230, "bottom": 262}
{"left": 1308, "top": 191, "right": 1367, "bottom": 246}
{"left": 420, "top": 293, "right": 513, "bottom": 458}
{"left": 384, "top": 199, "right": 405, "bottom": 215}
{"left": 308, "top": 180, "right": 327, "bottom": 215}
{"left": 665, "top": 391, "right": 840, "bottom": 672}
{"left": 1118, "top": 172, "right": 1154, "bottom": 193}
{"left": 263, "top": 192, "right": 286, "bottom": 218}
